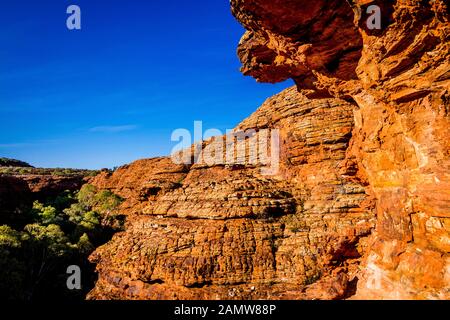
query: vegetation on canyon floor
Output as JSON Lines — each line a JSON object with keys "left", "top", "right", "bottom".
{"left": 0, "top": 184, "right": 124, "bottom": 300}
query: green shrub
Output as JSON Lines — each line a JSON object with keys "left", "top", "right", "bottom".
{"left": 0, "top": 184, "right": 124, "bottom": 300}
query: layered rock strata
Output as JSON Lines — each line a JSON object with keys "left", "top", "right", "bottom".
{"left": 88, "top": 0, "right": 449, "bottom": 299}
{"left": 88, "top": 88, "right": 375, "bottom": 299}
{"left": 231, "top": 0, "right": 450, "bottom": 299}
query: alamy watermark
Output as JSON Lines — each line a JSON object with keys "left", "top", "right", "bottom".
{"left": 64, "top": 4, "right": 382, "bottom": 31}
{"left": 366, "top": 5, "right": 382, "bottom": 30}
{"left": 66, "top": 265, "right": 81, "bottom": 290}
{"left": 66, "top": 5, "right": 81, "bottom": 30}
{"left": 170, "top": 121, "right": 280, "bottom": 176}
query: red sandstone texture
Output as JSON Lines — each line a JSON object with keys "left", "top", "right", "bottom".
{"left": 88, "top": 89, "right": 374, "bottom": 300}
{"left": 88, "top": 0, "right": 449, "bottom": 299}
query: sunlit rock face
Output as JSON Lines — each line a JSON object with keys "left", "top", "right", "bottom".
{"left": 233, "top": 0, "right": 450, "bottom": 299}
{"left": 88, "top": 0, "right": 449, "bottom": 300}
{"left": 87, "top": 88, "right": 376, "bottom": 300}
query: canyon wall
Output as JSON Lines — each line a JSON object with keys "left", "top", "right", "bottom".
{"left": 0, "top": 174, "right": 85, "bottom": 226}
{"left": 231, "top": 0, "right": 449, "bottom": 299}
{"left": 88, "top": 0, "right": 449, "bottom": 299}
{"left": 88, "top": 88, "right": 375, "bottom": 300}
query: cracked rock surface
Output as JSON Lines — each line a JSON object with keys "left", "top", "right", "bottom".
{"left": 88, "top": 0, "right": 449, "bottom": 299}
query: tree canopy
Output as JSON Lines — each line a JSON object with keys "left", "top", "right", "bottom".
{"left": 0, "top": 184, "right": 124, "bottom": 300}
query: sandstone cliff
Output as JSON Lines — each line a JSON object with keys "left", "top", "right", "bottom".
{"left": 88, "top": 0, "right": 449, "bottom": 299}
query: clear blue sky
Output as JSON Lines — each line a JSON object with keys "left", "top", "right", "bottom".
{"left": 0, "top": 0, "right": 292, "bottom": 169}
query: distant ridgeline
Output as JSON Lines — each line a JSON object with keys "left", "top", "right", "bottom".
{"left": 0, "top": 157, "right": 33, "bottom": 168}
{"left": 0, "top": 157, "right": 99, "bottom": 177}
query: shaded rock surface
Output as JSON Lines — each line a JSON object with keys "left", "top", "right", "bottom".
{"left": 18, "top": 174, "right": 85, "bottom": 201}
{"left": 0, "top": 175, "right": 32, "bottom": 226}
{"left": 88, "top": 0, "right": 449, "bottom": 300}
{"left": 0, "top": 172, "right": 86, "bottom": 226}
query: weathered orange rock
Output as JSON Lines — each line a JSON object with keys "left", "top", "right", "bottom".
{"left": 88, "top": 88, "right": 375, "bottom": 300}
{"left": 231, "top": 0, "right": 450, "bottom": 299}
{"left": 88, "top": 0, "right": 449, "bottom": 300}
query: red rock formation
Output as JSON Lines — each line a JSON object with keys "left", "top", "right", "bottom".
{"left": 88, "top": 88, "right": 375, "bottom": 300}
{"left": 231, "top": 0, "right": 450, "bottom": 299}
{"left": 18, "top": 174, "right": 85, "bottom": 201}
{"left": 88, "top": 0, "right": 449, "bottom": 300}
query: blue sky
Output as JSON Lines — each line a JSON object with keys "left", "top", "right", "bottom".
{"left": 0, "top": 0, "right": 292, "bottom": 169}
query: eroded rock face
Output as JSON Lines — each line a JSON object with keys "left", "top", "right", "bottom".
{"left": 18, "top": 174, "right": 85, "bottom": 201}
{"left": 233, "top": 0, "right": 363, "bottom": 87}
{"left": 232, "top": 0, "right": 450, "bottom": 299}
{"left": 88, "top": 88, "right": 375, "bottom": 300}
{"left": 88, "top": 0, "right": 449, "bottom": 300}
